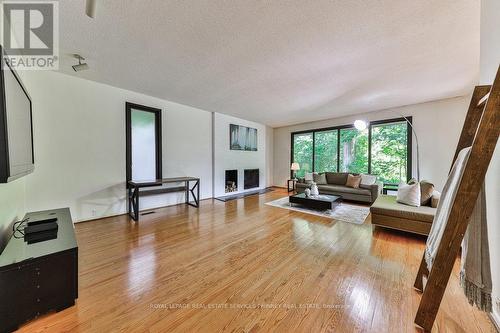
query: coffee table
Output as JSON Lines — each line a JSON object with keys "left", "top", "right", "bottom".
{"left": 289, "top": 193, "right": 342, "bottom": 210}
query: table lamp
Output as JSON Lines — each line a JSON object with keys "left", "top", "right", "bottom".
{"left": 291, "top": 162, "right": 300, "bottom": 180}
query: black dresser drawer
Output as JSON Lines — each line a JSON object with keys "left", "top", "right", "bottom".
{"left": 0, "top": 208, "right": 78, "bottom": 333}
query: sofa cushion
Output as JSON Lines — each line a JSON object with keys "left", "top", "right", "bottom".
{"left": 371, "top": 195, "right": 435, "bottom": 223}
{"left": 326, "top": 172, "right": 348, "bottom": 185}
{"left": 304, "top": 172, "right": 316, "bottom": 181}
{"left": 317, "top": 184, "right": 371, "bottom": 196}
{"left": 313, "top": 173, "right": 328, "bottom": 185}
{"left": 295, "top": 182, "right": 309, "bottom": 189}
{"left": 360, "top": 174, "right": 377, "bottom": 185}
{"left": 431, "top": 191, "right": 441, "bottom": 208}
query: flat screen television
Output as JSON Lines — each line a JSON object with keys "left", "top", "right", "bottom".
{"left": 0, "top": 46, "right": 34, "bottom": 183}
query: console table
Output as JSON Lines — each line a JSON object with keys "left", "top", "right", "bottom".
{"left": 0, "top": 208, "right": 78, "bottom": 333}
{"left": 127, "top": 177, "right": 200, "bottom": 221}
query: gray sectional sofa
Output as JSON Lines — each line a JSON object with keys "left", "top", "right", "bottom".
{"left": 370, "top": 193, "right": 440, "bottom": 236}
{"left": 295, "top": 172, "right": 382, "bottom": 204}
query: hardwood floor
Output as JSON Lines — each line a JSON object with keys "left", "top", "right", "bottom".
{"left": 18, "top": 189, "right": 495, "bottom": 332}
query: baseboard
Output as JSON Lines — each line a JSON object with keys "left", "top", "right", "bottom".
{"left": 490, "top": 311, "right": 500, "bottom": 333}
{"left": 74, "top": 197, "right": 213, "bottom": 223}
{"left": 75, "top": 187, "right": 279, "bottom": 223}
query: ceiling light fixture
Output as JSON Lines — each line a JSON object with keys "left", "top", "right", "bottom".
{"left": 86, "top": 0, "right": 97, "bottom": 18}
{"left": 72, "top": 54, "right": 89, "bottom": 72}
{"left": 354, "top": 120, "right": 367, "bottom": 131}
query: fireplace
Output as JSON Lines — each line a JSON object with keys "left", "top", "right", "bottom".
{"left": 244, "top": 169, "right": 259, "bottom": 189}
{"left": 225, "top": 170, "right": 238, "bottom": 193}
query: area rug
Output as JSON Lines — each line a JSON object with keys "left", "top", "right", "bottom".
{"left": 265, "top": 196, "right": 370, "bottom": 225}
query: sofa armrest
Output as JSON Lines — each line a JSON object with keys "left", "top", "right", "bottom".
{"left": 361, "top": 182, "right": 382, "bottom": 202}
{"left": 431, "top": 191, "right": 441, "bottom": 208}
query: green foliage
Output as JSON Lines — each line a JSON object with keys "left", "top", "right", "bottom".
{"left": 314, "top": 130, "right": 338, "bottom": 172}
{"left": 292, "top": 133, "right": 313, "bottom": 177}
{"left": 371, "top": 122, "right": 407, "bottom": 184}
{"left": 339, "top": 128, "right": 368, "bottom": 174}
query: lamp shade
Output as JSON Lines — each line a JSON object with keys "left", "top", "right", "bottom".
{"left": 290, "top": 162, "right": 300, "bottom": 171}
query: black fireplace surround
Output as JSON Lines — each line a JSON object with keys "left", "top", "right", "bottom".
{"left": 244, "top": 169, "right": 259, "bottom": 189}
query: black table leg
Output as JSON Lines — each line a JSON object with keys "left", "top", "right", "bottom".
{"left": 186, "top": 179, "right": 200, "bottom": 208}
{"left": 128, "top": 187, "right": 131, "bottom": 217}
{"left": 128, "top": 186, "right": 139, "bottom": 221}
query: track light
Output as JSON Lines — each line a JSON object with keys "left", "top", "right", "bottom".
{"left": 86, "top": 0, "right": 97, "bottom": 18}
{"left": 72, "top": 54, "right": 89, "bottom": 72}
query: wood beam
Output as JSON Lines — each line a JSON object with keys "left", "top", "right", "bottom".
{"left": 414, "top": 67, "right": 500, "bottom": 331}
{"left": 451, "top": 85, "right": 491, "bottom": 167}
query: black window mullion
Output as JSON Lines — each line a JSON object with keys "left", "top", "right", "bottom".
{"left": 368, "top": 123, "right": 372, "bottom": 175}
{"left": 406, "top": 119, "right": 413, "bottom": 182}
{"left": 312, "top": 131, "right": 316, "bottom": 172}
{"left": 336, "top": 129, "right": 340, "bottom": 172}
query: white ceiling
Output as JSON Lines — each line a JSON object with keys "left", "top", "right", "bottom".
{"left": 57, "top": 0, "right": 480, "bottom": 127}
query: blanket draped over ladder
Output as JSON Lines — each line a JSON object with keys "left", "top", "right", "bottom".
{"left": 424, "top": 147, "right": 492, "bottom": 311}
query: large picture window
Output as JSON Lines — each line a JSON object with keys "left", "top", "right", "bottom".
{"left": 290, "top": 117, "right": 411, "bottom": 184}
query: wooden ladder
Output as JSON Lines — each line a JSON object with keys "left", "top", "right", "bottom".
{"left": 413, "top": 66, "right": 500, "bottom": 332}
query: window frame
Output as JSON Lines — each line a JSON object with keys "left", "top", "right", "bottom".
{"left": 290, "top": 117, "right": 412, "bottom": 184}
{"left": 125, "top": 102, "right": 162, "bottom": 186}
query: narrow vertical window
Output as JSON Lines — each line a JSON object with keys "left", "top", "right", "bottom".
{"left": 126, "top": 103, "right": 162, "bottom": 183}
{"left": 292, "top": 133, "right": 313, "bottom": 178}
{"left": 339, "top": 128, "right": 368, "bottom": 173}
{"left": 314, "top": 130, "right": 338, "bottom": 173}
{"left": 371, "top": 121, "right": 408, "bottom": 184}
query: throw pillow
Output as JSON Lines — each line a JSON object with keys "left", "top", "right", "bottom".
{"left": 407, "top": 178, "right": 418, "bottom": 185}
{"left": 360, "top": 174, "right": 377, "bottom": 186}
{"left": 345, "top": 174, "right": 362, "bottom": 188}
{"left": 397, "top": 182, "right": 421, "bottom": 207}
{"left": 420, "top": 180, "right": 435, "bottom": 206}
{"left": 304, "top": 172, "right": 314, "bottom": 181}
{"left": 313, "top": 173, "right": 327, "bottom": 185}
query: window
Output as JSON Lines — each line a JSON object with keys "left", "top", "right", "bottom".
{"left": 292, "top": 133, "right": 313, "bottom": 178}
{"left": 126, "top": 103, "right": 162, "bottom": 183}
{"left": 371, "top": 121, "right": 408, "bottom": 184}
{"left": 314, "top": 130, "right": 338, "bottom": 173}
{"left": 290, "top": 117, "right": 411, "bottom": 184}
{"left": 339, "top": 128, "right": 368, "bottom": 173}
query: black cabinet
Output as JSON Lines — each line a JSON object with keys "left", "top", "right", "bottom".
{"left": 0, "top": 208, "right": 78, "bottom": 333}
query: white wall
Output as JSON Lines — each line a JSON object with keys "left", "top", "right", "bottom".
{"left": 20, "top": 70, "right": 213, "bottom": 222}
{"left": 480, "top": 0, "right": 500, "bottom": 325}
{"left": 213, "top": 113, "right": 270, "bottom": 198}
{"left": 0, "top": 178, "right": 25, "bottom": 251}
{"left": 265, "top": 126, "right": 274, "bottom": 187}
{"left": 273, "top": 96, "right": 470, "bottom": 191}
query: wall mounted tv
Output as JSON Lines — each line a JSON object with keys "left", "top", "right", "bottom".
{"left": 0, "top": 46, "right": 34, "bottom": 183}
